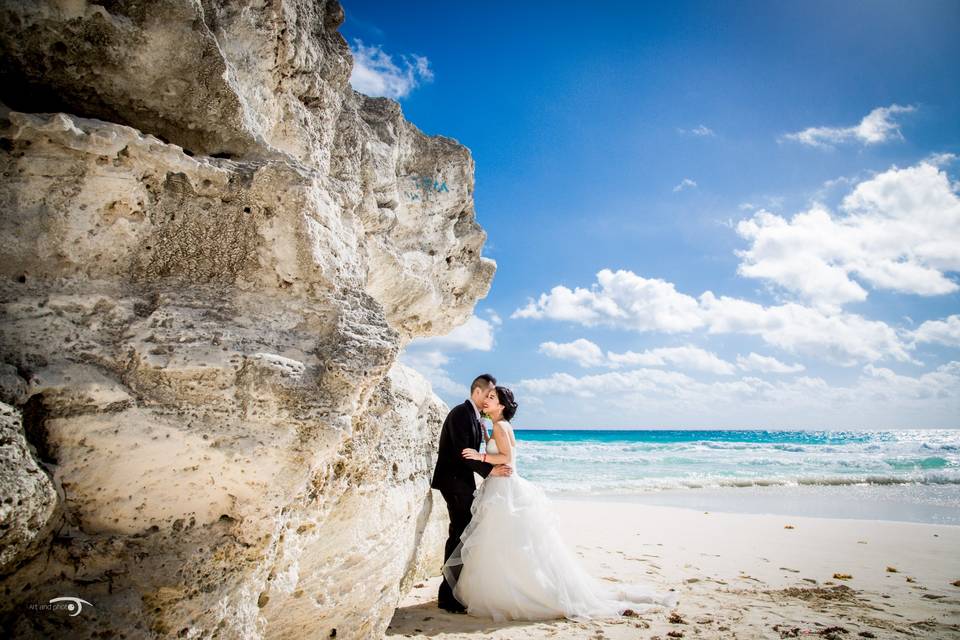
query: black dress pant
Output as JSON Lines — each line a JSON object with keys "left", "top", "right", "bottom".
{"left": 437, "top": 489, "right": 474, "bottom": 608}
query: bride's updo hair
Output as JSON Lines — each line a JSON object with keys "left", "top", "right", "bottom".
{"left": 495, "top": 386, "right": 518, "bottom": 421}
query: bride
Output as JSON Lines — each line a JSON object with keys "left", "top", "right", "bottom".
{"left": 442, "top": 385, "right": 679, "bottom": 622}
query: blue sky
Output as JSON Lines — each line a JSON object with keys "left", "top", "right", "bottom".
{"left": 341, "top": 0, "right": 960, "bottom": 429}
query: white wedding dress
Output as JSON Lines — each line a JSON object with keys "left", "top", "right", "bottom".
{"left": 441, "top": 428, "right": 679, "bottom": 622}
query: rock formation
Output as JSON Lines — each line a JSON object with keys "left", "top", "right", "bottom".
{"left": 0, "top": 1, "right": 495, "bottom": 637}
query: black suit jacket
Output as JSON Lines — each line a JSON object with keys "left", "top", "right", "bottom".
{"left": 430, "top": 399, "right": 494, "bottom": 494}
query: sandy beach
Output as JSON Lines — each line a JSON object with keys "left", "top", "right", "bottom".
{"left": 387, "top": 498, "right": 960, "bottom": 639}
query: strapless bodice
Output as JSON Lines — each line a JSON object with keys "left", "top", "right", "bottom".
{"left": 484, "top": 435, "right": 517, "bottom": 469}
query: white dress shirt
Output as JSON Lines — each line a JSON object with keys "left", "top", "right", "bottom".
{"left": 467, "top": 397, "right": 482, "bottom": 422}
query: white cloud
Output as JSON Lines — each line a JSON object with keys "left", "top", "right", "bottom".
{"left": 539, "top": 339, "right": 606, "bottom": 368}
{"left": 698, "top": 291, "right": 914, "bottom": 366}
{"left": 485, "top": 309, "right": 503, "bottom": 326}
{"left": 781, "top": 104, "right": 915, "bottom": 149}
{"left": 607, "top": 345, "right": 736, "bottom": 375}
{"left": 538, "top": 339, "right": 737, "bottom": 375}
{"left": 673, "top": 178, "right": 698, "bottom": 192}
{"left": 512, "top": 269, "right": 704, "bottom": 333}
{"left": 924, "top": 152, "right": 957, "bottom": 167}
{"left": 348, "top": 39, "right": 434, "bottom": 99}
{"left": 519, "top": 368, "right": 696, "bottom": 399}
{"left": 513, "top": 269, "right": 914, "bottom": 366}
{"left": 912, "top": 314, "right": 960, "bottom": 347}
{"left": 399, "top": 314, "right": 495, "bottom": 399}
{"left": 735, "top": 160, "right": 960, "bottom": 308}
{"left": 398, "top": 349, "right": 465, "bottom": 397}
{"left": 736, "top": 352, "right": 805, "bottom": 374}
{"left": 678, "top": 124, "right": 715, "bottom": 137}
{"left": 516, "top": 361, "right": 960, "bottom": 428}
{"left": 408, "top": 314, "right": 494, "bottom": 352}
{"left": 859, "top": 361, "right": 960, "bottom": 404}
{"left": 815, "top": 174, "right": 860, "bottom": 200}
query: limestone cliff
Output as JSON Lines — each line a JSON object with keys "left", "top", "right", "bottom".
{"left": 0, "top": 1, "right": 494, "bottom": 637}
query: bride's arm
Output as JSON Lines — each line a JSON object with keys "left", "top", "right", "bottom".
{"left": 463, "top": 422, "right": 512, "bottom": 464}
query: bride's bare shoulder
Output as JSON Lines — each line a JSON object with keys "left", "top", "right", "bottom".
{"left": 494, "top": 420, "right": 516, "bottom": 444}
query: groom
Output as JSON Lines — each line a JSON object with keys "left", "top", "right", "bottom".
{"left": 430, "top": 373, "right": 513, "bottom": 613}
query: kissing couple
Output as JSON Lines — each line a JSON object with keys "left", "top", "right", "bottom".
{"left": 430, "top": 373, "right": 679, "bottom": 621}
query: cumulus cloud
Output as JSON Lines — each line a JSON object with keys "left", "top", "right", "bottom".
{"left": 519, "top": 368, "right": 696, "bottom": 399}
{"left": 408, "top": 314, "right": 495, "bottom": 352}
{"left": 606, "top": 345, "right": 736, "bottom": 375}
{"left": 348, "top": 38, "right": 434, "bottom": 99}
{"left": 781, "top": 104, "right": 915, "bottom": 149}
{"left": 513, "top": 269, "right": 914, "bottom": 366}
{"left": 857, "top": 361, "right": 960, "bottom": 407}
{"left": 673, "top": 178, "right": 698, "bottom": 192}
{"left": 399, "top": 314, "right": 496, "bottom": 398}
{"left": 698, "top": 291, "right": 914, "bottom": 365}
{"left": 516, "top": 361, "right": 960, "bottom": 428}
{"left": 538, "top": 339, "right": 737, "bottom": 375}
{"left": 912, "top": 314, "right": 960, "bottom": 347}
{"left": 735, "top": 161, "right": 960, "bottom": 308}
{"left": 539, "top": 339, "right": 606, "bottom": 368}
{"left": 736, "top": 352, "right": 805, "bottom": 374}
{"left": 512, "top": 269, "right": 704, "bottom": 333}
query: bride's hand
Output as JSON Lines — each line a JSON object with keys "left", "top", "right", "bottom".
{"left": 461, "top": 448, "right": 482, "bottom": 460}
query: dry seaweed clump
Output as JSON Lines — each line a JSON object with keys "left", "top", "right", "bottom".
{"left": 769, "top": 584, "right": 863, "bottom": 604}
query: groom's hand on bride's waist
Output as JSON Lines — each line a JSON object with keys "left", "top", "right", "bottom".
{"left": 490, "top": 464, "right": 513, "bottom": 477}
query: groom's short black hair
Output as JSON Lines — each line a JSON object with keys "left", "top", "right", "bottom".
{"left": 470, "top": 373, "right": 497, "bottom": 393}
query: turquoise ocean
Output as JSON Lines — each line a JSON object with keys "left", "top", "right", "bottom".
{"left": 503, "top": 429, "right": 960, "bottom": 525}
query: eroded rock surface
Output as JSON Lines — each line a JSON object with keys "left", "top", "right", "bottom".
{"left": 0, "top": 1, "right": 493, "bottom": 637}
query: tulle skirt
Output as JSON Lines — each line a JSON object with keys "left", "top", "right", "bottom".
{"left": 441, "top": 474, "right": 679, "bottom": 622}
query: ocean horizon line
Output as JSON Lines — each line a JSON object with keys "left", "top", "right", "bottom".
{"left": 511, "top": 426, "right": 960, "bottom": 432}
